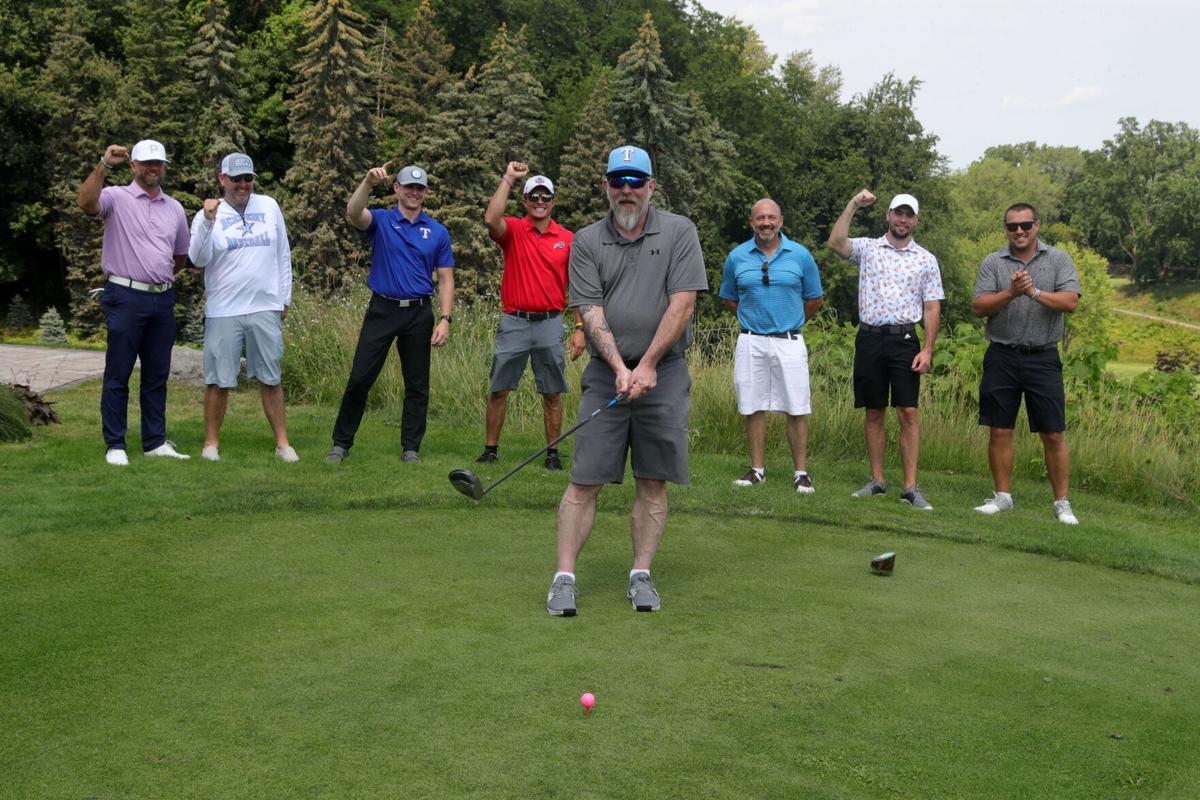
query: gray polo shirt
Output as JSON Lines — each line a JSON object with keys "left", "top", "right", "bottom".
{"left": 974, "top": 241, "right": 1081, "bottom": 346}
{"left": 569, "top": 207, "right": 709, "bottom": 362}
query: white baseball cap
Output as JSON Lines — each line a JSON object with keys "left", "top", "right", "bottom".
{"left": 523, "top": 175, "right": 555, "bottom": 196}
{"left": 888, "top": 193, "right": 919, "bottom": 214}
{"left": 130, "top": 140, "right": 169, "bottom": 163}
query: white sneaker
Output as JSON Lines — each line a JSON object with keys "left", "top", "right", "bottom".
{"left": 145, "top": 441, "right": 190, "bottom": 459}
{"left": 1054, "top": 499, "right": 1079, "bottom": 525}
{"left": 275, "top": 445, "right": 300, "bottom": 463}
{"left": 105, "top": 449, "right": 128, "bottom": 466}
{"left": 974, "top": 492, "right": 1014, "bottom": 514}
{"left": 201, "top": 445, "right": 220, "bottom": 462}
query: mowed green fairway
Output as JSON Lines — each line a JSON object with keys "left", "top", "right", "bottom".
{"left": 3, "top": 384, "right": 1200, "bottom": 799}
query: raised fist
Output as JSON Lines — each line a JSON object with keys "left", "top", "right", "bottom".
{"left": 854, "top": 189, "right": 877, "bottom": 209}
{"left": 506, "top": 162, "right": 530, "bottom": 181}
{"left": 104, "top": 145, "right": 129, "bottom": 166}
{"left": 202, "top": 198, "right": 221, "bottom": 220}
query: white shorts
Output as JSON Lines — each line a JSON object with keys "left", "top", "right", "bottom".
{"left": 733, "top": 332, "right": 811, "bottom": 416}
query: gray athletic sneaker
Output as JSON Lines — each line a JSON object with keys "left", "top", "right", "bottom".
{"left": 628, "top": 572, "right": 661, "bottom": 612}
{"left": 975, "top": 492, "right": 1014, "bottom": 514}
{"left": 402, "top": 450, "right": 420, "bottom": 464}
{"left": 325, "top": 446, "right": 348, "bottom": 463}
{"left": 546, "top": 575, "right": 577, "bottom": 616}
{"left": 901, "top": 486, "right": 933, "bottom": 510}
{"left": 851, "top": 479, "right": 887, "bottom": 497}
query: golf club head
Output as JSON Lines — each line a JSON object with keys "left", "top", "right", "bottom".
{"left": 448, "top": 468, "right": 485, "bottom": 501}
{"left": 870, "top": 551, "right": 896, "bottom": 576}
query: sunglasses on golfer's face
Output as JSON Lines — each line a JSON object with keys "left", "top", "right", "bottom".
{"left": 526, "top": 193, "right": 554, "bottom": 203}
{"left": 761, "top": 261, "right": 770, "bottom": 286}
{"left": 225, "top": 174, "right": 254, "bottom": 184}
{"left": 1005, "top": 220, "right": 1036, "bottom": 232}
{"left": 607, "top": 175, "right": 649, "bottom": 189}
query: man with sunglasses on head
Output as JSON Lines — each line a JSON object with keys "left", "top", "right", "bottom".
{"left": 476, "top": 161, "right": 584, "bottom": 470}
{"left": 188, "top": 153, "right": 297, "bottom": 463}
{"left": 719, "top": 198, "right": 824, "bottom": 492}
{"left": 828, "top": 190, "right": 943, "bottom": 510}
{"left": 78, "top": 140, "right": 191, "bottom": 466}
{"left": 971, "top": 203, "right": 1081, "bottom": 525}
{"left": 325, "top": 162, "right": 455, "bottom": 464}
{"left": 545, "top": 145, "right": 708, "bottom": 617}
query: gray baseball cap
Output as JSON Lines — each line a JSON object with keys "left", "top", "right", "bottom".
{"left": 395, "top": 165, "right": 429, "bottom": 187}
{"left": 220, "top": 152, "right": 256, "bottom": 177}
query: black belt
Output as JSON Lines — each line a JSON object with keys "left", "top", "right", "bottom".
{"left": 859, "top": 322, "right": 915, "bottom": 335}
{"left": 993, "top": 341, "right": 1056, "bottom": 354}
{"left": 507, "top": 310, "right": 561, "bottom": 321}
{"left": 740, "top": 328, "right": 803, "bottom": 340}
{"left": 373, "top": 292, "right": 430, "bottom": 307}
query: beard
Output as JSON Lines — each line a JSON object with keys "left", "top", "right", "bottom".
{"left": 609, "top": 192, "right": 649, "bottom": 232}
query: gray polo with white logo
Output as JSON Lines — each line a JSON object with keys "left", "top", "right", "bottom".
{"left": 974, "top": 241, "right": 1081, "bottom": 346}
{"left": 569, "top": 207, "right": 709, "bottom": 361}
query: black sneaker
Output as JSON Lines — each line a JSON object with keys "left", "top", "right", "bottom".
{"left": 794, "top": 472, "right": 815, "bottom": 494}
{"left": 544, "top": 452, "right": 564, "bottom": 471}
{"left": 475, "top": 449, "right": 498, "bottom": 464}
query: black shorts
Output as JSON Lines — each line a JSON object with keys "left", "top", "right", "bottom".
{"left": 853, "top": 328, "right": 921, "bottom": 408}
{"left": 978, "top": 343, "right": 1065, "bottom": 433}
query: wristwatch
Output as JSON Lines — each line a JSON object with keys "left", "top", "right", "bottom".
{"left": 1032, "top": 288, "right": 1042, "bottom": 301}
{"left": 440, "top": 314, "right": 452, "bottom": 324}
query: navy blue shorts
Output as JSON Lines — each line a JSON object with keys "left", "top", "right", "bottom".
{"left": 978, "top": 343, "right": 1066, "bottom": 433}
{"left": 853, "top": 328, "right": 921, "bottom": 408}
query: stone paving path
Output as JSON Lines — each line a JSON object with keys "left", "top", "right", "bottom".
{"left": 0, "top": 344, "right": 205, "bottom": 394}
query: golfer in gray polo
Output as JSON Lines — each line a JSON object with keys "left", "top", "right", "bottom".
{"left": 545, "top": 145, "right": 708, "bottom": 617}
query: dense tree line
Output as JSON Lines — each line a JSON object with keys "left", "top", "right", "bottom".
{"left": 0, "top": 0, "right": 1195, "bottom": 338}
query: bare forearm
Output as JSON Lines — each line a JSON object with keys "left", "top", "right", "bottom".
{"left": 579, "top": 304, "right": 623, "bottom": 371}
{"left": 972, "top": 289, "right": 1018, "bottom": 317}
{"left": 921, "top": 300, "right": 941, "bottom": 352}
{"left": 77, "top": 161, "right": 109, "bottom": 214}
{"left": 484, "top": 178, "right": 512, "bottom": 239}
{"left": 722, "top": 298, "right": 738, "bottom": 314}
{"left": 804, "top": 297, "right": 824, "bottom": 322}
{"left": 827, "top": 200, "right": 858, "bottom": 257}
{"left": 345, "top": 179, "right": 374, "bottom": 230}
{"left": 640, "top": 291, "right": 696, "bottom": 368}
{"left": 437, "top": 269, "right": 454, "bottom": 317}
{"left": 1036, "top": 291, "right": 1078, "bottom": 313}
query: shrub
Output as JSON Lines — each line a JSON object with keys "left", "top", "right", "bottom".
{"left": 0, "top": 386, "right": 32, "bottom": 442}
{"left": 38, "top": 308, "right": 68, "bottom": 345}
{"left": 6, "top": 294, "right": 34, "bottom": 331}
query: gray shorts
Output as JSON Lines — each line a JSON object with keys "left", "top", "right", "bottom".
{"left": 570, "top": 356, "right": 691, "bottom": 485}
{"left": 489, "top": 313, "right": 569, "bottom": 394}
{"left": 204, "top": 310, "right": 284, "bottom": 388}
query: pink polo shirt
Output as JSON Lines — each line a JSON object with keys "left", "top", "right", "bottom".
{"left": 96, "top": 182, "right": 190, "bottom": 284}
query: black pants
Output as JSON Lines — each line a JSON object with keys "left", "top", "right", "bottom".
{"left": 331, "top": 295, "right": 434, "bottom": 452}
{"left": 99, "top": 283, "right": 176, "bottom": 451}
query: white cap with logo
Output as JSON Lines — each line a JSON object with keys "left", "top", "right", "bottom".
{"left": 130, "top": 140, "right": 169, "bottom": 163}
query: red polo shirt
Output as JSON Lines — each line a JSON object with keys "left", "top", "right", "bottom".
{"left": 496, "top": 216, "right": 573, "bottom": 313}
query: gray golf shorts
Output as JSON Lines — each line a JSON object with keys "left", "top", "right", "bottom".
{"left": 488, "top": 313, "right": 569, "bottom": 394}
{"left": 569, "top": 355, "right": 692, "bottom": 485}
{"left": 204, "top": 310, "right": 284, "bottom": 388}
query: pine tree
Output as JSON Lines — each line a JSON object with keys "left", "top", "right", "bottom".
{"left": 188, "top": 0, "right": 254, "bottom": 175}
{"left": 415, "top": 24, "right": 546, "bottom": 300}
{"left": 39, "top": 308, "right": 69, "bottom": 345}
{"left": 118, "top": 0, "right": 198, "bottom": 206}
{"left": 557, "top": 68, "right": 621, "bottom": 231}
{"left": 387, "top": 0, "right": 453, "bottom": 154}
{"left": 6, "top": 294, "right": 33, "bottom": 331}
{"left": 285, "top": 0, "right": 374, "bottom": 295}
{"left": 38, "top": 1, "right": 122, "bottom": 339}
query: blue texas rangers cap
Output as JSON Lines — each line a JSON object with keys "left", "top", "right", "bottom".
{"left": 606, "top": 145, "right": 652, "bottom": 177}
{"left": 395, "top": 165, "right": 429, "bottom": 187}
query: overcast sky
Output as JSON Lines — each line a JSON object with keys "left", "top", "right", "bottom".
{"left": 697, "top": 0, "right": 1197, "bottom": 170}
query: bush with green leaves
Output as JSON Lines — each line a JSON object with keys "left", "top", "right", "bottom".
{"left": 0, "top": 386, "right": 33, "bottom": 442}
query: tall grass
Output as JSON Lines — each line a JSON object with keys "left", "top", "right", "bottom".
{"left": 283, "top": 289, "right": 1199, "bottom": 508}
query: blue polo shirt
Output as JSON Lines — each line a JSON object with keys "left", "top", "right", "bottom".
{"left": 718, "top": 233, "right": 823, "bottom": 333}
{"left": 364, "top": 207, "right": 454, "bottom": 299}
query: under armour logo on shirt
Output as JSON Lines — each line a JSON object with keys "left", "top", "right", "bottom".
{"left": 650, "top": 249, "right": 661, "bottom": 256}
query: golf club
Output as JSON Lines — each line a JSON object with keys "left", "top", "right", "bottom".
{"left": 448, "top": 394, "right": 623, "bottom": 501}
